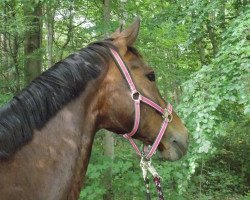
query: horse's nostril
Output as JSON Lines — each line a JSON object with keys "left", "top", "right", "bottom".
{"left": 170, "top": 136, "right": 188, "bottom": 155}
{"left": 170, "top": 137, "right": 177, "bottom": 143}
{"left": 172, "top": 139, "right": 178, "bottom": 144}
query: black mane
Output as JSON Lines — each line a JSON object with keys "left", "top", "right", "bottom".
{"left": 0, "top": 41, "right": 116, "bottom": 159}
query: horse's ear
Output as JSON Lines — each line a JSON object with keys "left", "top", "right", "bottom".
{"left": 111, "top": 18, "right": 140, "bottom": 53}
{"left": 111, "top": 22, "right": 124, "bottom": 38}
{"left": 120, "top": 17, "right": 140, "bottom": 46}
{"left": 111, "top": 18, "right": 140, "bottom": 55}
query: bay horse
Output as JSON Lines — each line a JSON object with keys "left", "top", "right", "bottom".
{"left": 0, "top": 18, "right": 188, "bottom": 200}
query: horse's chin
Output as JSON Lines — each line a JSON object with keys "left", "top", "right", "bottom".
{"left": 159, "top": 143, "right": 186, "bottom": 161}
{"left": 159, "top": 150, "right": 181, "bottom": 161}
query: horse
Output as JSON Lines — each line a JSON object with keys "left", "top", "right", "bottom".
{"left": 0, "top": 18, "right": 188, "bottom": 200}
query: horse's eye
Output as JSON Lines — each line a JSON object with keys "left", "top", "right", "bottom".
{"left": 146, "top": 72, "right": 155, "bottom": 82}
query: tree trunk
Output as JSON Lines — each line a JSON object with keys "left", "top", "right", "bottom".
{"left": 24, "top": 1, "right": 42, "bottom": 85}
{"left": 2, "top": 4, "right": 9, "bottom": 76}
{"left": 197, "top": 38, "right": 206, "bottom": 65}
{"left": 206, "top": 20, "right": 218, "bottom": 57}
{"left": 103, "top": 1, "right": 114, "bottom": 200}
{"left": 0, "top": 35, "right": 2, "bottom": 64}
{"left": 11, "top": 3, "right": 19, "bottom": 92}
{"left": 59, "top": 4, "right": 73, "bottom": 60}
{"left": 1, "top": 3, "right": 12, "bottom": 93}
{"left": 220, "top": 0, "right": 226, "bottom": 30}
{"left": 45, "top": 4, "right": 55, "bottom": 69}
{"left": 3, "top": 4, "right": 9, "bottom": 67}
{"left": 103, "top": 0, "right": 111, "bottom": 37}
{"left": 173, "top": 82, "right": 180, "bottom": 105}
{"left": 6, "top": 1, "right": 21, "bottom": 93}
{"left": 13, "top": 35, "right": 20, "bottom": 93}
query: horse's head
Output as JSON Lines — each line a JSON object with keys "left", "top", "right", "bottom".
{"left": 97, "top": 18, "right": 188, "bottom": 161}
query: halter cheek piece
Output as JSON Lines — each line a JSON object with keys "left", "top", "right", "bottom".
{"left": 110, "top": 48, "right": 173, "bottom": 160}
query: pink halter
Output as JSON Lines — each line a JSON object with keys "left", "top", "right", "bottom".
{"left": 110, "top": 48, "right": 173, "bottom": 160}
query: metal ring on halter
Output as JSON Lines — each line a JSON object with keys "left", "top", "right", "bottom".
{"left": 131, "top": 90, "right": 141, "bottom": 102}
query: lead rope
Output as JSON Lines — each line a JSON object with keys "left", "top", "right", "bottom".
{"left": 140, "top": 157, "right": 151, "bottom": 200}
{"left": 140, "top": 155, "right": 165, "bottom": 200}
{"left": 154, "top": 176, "right": 164, "bottom": 200}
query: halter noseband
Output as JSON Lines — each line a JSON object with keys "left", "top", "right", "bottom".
{"left": 110, "top": 48, "right": 173, "bottom": 160}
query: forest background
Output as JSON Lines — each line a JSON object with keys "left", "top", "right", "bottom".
{"left": 0, "top": 0, "right": 249, "bottom": 199}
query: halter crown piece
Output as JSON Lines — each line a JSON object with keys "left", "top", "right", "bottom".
{"left": 110, "top": 48, "right": 173, "bottom": 200}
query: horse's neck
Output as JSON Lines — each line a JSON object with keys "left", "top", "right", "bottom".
{"left": 0, "top": 79, "right": 102, "bottom": 200}
{"left": 34, "top": 91, "right": 97, "bottom": 199}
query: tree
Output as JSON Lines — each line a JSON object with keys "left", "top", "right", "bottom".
{"left": 103, "top": 1, "right": 115, "bottom": 200}
{"left": 0, "top": 1, "right": 25, "bottom": 93}
{"left": 23, "top": 0, "right": 43, "bottom": 84}
{"left": 45, "top": 1, "right": 56, "bottom": 68}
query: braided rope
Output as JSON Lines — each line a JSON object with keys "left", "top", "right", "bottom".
{"left": 153, "top": 177, "right": 165, "bottom": 200}
{"left": 140, "top": 157, "right": 165, "bottom": 200}
{"left": 144, "top": 177, "right": 151, "bottom": 200}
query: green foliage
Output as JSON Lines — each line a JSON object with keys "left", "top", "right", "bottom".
{"left": 0, "top": 93, "right": 12, "bottom": 106}
{"left": 179, "top": 6, "right": 249, "bottom": 155}
{"left": 176, "top": 4, "right": 250, "bottom": 200}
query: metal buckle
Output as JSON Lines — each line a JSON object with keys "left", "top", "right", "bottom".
{"left": 140, "top": 156, "right": 151, "bottom": 179}
{"left": 162, "top": 108, "right": 173, "bottom": 122}
{"left": 140, "top": 156, "right": 160, "bottom": 179}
